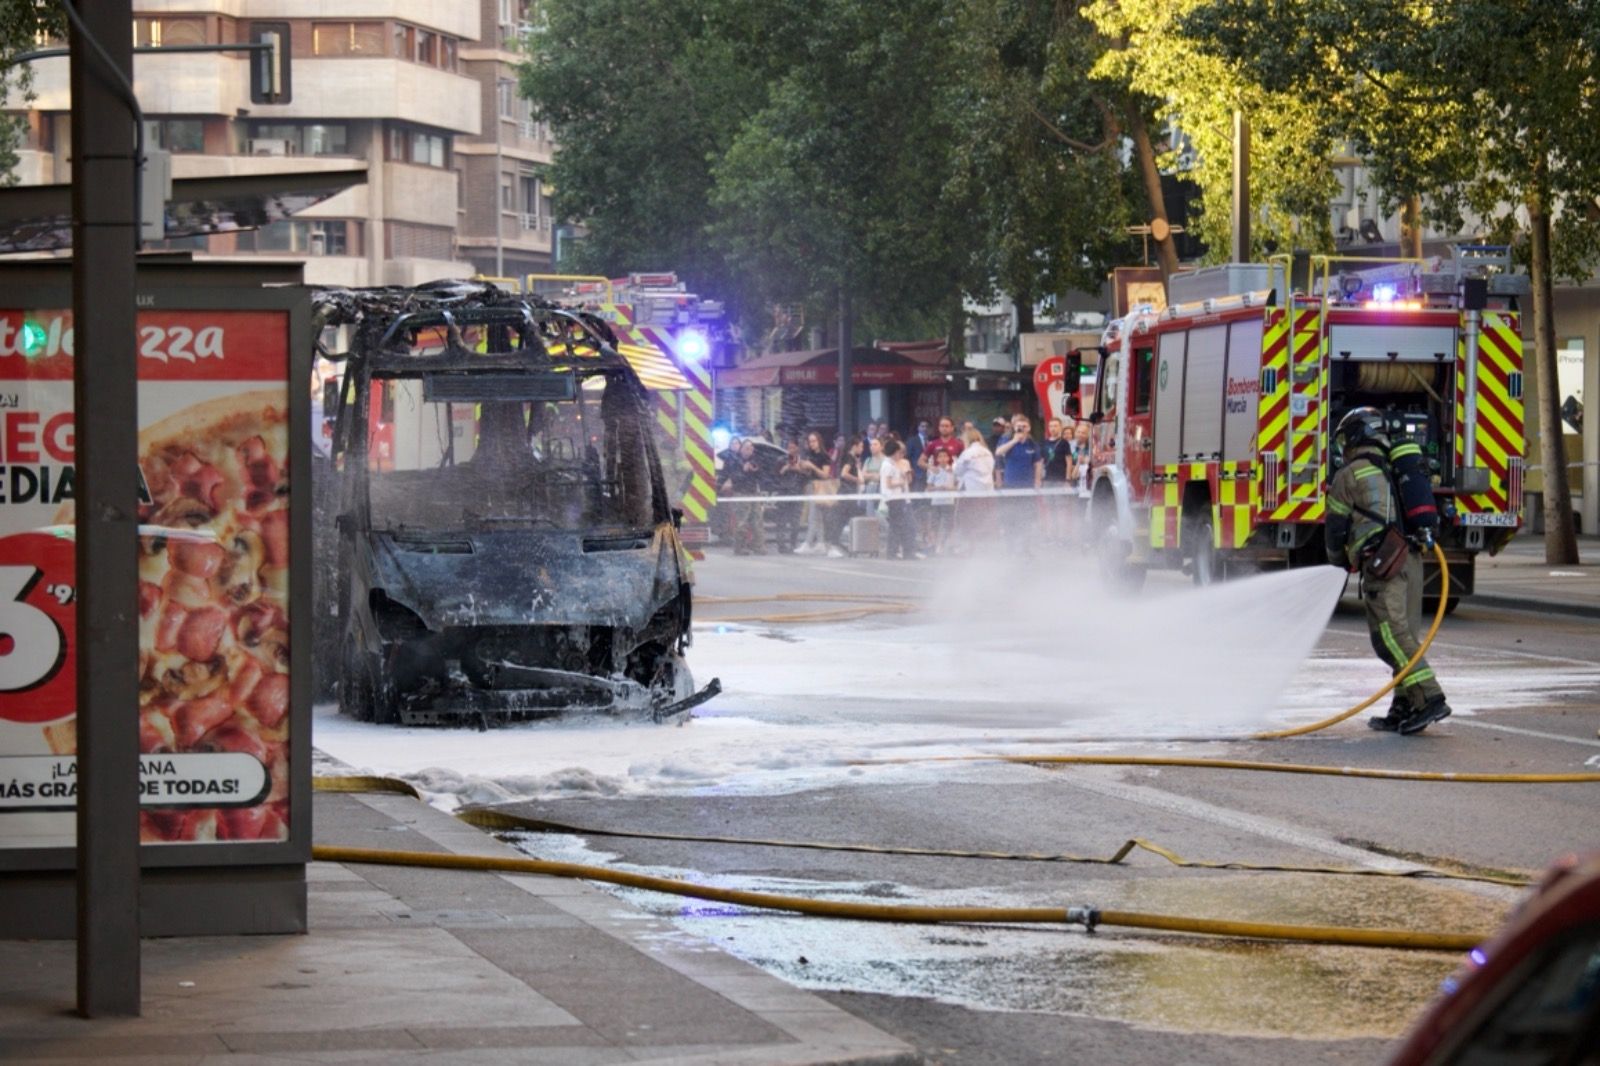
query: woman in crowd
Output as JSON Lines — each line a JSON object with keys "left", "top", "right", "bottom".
{"left": 878, "top": 438, "right": 918, "bottom": 560}
{"left": 952, "top": 425, "right": 996, "bottom": 551}
{"left": 860, "top": 435, "right": 885, "bottom": 516}
{"left": 1066, "top": 420, "right": 1094, "bottom": 543}
{"left": 925, "top": 448, "right": 958, "bottom": 555}
{"left": 795, "top": 430, "right": 836, "bottom": 555}
{"left": 826, "top": 436, "right": 863, "bottom": 556}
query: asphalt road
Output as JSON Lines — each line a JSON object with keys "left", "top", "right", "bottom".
{"left": 501, "top": 547, "right": 1600, "bottom": 1065}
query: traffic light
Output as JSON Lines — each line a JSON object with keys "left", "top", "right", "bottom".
{"left": 250, "top": 23, "right": 291, "bottom": 105}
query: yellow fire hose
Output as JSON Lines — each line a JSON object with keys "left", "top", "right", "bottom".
{"left": 310, "top": 841, "right": 1489, "bottom": 953}
{"left": 305, "top": 546, "right": 1560, "bottom": 954}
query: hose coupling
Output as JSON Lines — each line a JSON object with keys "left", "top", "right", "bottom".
{"left": 1065, "top": 905, "right": 1101, "bottom": 934}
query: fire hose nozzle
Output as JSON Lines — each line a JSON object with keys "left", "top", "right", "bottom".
{"left": 1066, "top": 906, "right": 1101, "bottom": 934}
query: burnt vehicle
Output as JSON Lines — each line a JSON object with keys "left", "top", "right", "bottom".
{"left": 318, "top": 282, "right": 718, "bottom": 725}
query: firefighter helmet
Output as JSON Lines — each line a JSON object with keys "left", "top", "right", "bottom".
{"left": 1334, "top": 407, "right": 1389, "bottom": 458}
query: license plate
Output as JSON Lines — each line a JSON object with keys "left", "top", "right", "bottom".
{"left": 1458, "top": 512, "right": 1519, "bottom": 527}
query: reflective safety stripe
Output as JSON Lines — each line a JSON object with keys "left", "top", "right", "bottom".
{"left": 1328, "top": 498, "right": 1351, "bottom": 516}
{"left": 1390, "top": 443, "right": 1422, "bottom": 459}
{"left": 1397, "top": 668, "right": 1435, "bottom": 689}
{"left": 1378, "top": 622, "right": 1408, "bottom": 668}
{"left": 1354, "top": 466, "right": 1382, "bottom": 479}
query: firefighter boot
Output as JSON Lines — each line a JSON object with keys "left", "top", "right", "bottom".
{"left": 1398, "top": 695, "right": 1452, "bottom": 736}
{"left": 1368, "top": 694, "right": 1407, "bottom": 732}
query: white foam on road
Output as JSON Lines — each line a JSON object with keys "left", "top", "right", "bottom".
{"left": 312, "top": 561, "right": 1600, "bottom": 810}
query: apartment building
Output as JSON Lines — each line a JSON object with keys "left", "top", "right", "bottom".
{"left": 454, "top": 0, "right": 556, "bottom": 282}
{"left": 2, "top": 2, "right": 551, "bottom": 286}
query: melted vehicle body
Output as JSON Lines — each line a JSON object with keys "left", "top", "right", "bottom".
{"left": 318, "top": 282, "right": 712, "bottom": 725}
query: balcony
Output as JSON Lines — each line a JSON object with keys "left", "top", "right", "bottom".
{"left": 244, "top": 59, "right": 479, "bottom": 135}
{"left": 520, "top": 213, "right": 551, "bottom": 232}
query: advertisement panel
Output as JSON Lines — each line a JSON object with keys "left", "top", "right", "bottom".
{"left": 0, "top": 306, "right": 294, "bottom": 851}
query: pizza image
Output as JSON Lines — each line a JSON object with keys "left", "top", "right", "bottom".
{"left": 52, "top": 390, "right": 291, "bottom": 843}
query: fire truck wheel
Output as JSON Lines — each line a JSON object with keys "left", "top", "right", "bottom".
{"left": 1184, "top": 510, "right": 1221, "bottom": 587}
{"left": 1093, "top": 500, "right": 1146, "bottom": 592}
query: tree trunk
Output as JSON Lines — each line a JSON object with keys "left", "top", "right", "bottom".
{"left": 1400, "top": 194, "right": 1423, "bottom": 259}
{"left": 837, "top": 286, "right": 854, "bottom": 437}
{"left": 1125, "top": 101, "right": 1179, "bottom": 284}
{"left": 1014, "top": 291, "right": 1035, "bottom": 337}
{"left": 1528, "top": 193, "right": 1580, "bottom": 564}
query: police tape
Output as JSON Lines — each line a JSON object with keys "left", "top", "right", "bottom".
{"left": 716, "top": 486, "right": 1091, "bottom": 505}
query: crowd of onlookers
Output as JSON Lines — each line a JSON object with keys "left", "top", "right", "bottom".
{"left": 714, "top": 413, "right": 1095, "bottom": 559}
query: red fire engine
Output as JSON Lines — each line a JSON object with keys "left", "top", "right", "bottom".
{"left": 1071, "top": 248, "right": 1527, "bottom": 611}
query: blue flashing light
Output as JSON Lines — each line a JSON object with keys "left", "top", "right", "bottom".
{"left": 1371, "top": 283, "right": 1398, "bottom": 304}
{"left": 676, "top": 328, "right": 710, "bottom": 362}
{"left": 1469, "top": 947, "right": 1488, "bottom": 967}
{"left": 711, "top": 423, "right": 732, "bottom": 451}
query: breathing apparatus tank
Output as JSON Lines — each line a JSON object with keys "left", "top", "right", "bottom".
{"left": 1382, "top": 412, "right": 1440, "bottom": 538}
{"left": 1334, "top": 406, "right": 1440, "bottom": 540}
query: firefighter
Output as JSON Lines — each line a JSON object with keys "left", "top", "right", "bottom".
{"left": 1325, "top": 407, "right": 1452, "bottom": 735}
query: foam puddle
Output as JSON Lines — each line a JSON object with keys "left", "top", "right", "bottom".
{"left": 507, "top": 830, "right": 1501, "bottom": 1040}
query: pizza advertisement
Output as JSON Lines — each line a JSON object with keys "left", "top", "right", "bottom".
{"left": 0, "top": 306, "right": 296, "bottom": 852}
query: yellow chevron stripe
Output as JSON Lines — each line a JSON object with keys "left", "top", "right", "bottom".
{"left": 681, "top": 497, "right": 709, "bottom": 522}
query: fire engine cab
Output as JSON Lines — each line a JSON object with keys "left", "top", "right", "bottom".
{"left": 1072, "top": 247, "right": 1528, "bottom": 611}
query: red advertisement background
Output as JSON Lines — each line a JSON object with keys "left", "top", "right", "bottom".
{"left": 0, "top": 308, "right": 291, "bottom": 847}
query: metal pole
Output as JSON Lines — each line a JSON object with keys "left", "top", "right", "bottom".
{"left": 837, "top": 288, "right": 854, "bottom": 436}
{"left": 71, "top": 0, "right": 142, "bottom": 1017}
{"left": 1462, "top": 308, "right": 1481, "bottom": 468}
{"left": 494, "top": 85, "right": 505, "bottom": 277}
{"left": 1231, "top": 110, "right": 1250, "bottom": 264}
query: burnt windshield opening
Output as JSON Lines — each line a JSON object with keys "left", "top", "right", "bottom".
{"left": 365, "top": 367, "right": 666, "bottom": 534}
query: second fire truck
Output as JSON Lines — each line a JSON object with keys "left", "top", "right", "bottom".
{"left": 1070, "top": 248, "right": 1528, "bottom": 611}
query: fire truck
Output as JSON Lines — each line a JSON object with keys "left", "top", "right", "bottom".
{"left": 1071, "top": 248, "right": 1528, "bottom": 611}
{"left": 524, "top": 272, "right": 723, "bottom": 548}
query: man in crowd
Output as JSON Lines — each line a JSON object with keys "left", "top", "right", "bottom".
{"left": 987, "top": 416, "right": 1009, "bottom": 453}
{"left": 994, "top": 414, "right": 1043, "bottom": 553}
{"left": 918, "top": 416, "right": 965, "bottom": 473}
{"left": 720, "top": 438, "right": 767, "bottom": 555}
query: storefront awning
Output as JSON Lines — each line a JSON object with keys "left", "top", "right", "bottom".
{"left": 718, "top": 343, "right": 952, "bottom": 388}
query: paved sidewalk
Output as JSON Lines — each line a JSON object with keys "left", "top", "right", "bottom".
{"left": 1471, "top": 532, "right": 1600, "bottom": 618}
{"left": 0, "top": 788, "right": 916, "bottom": 1065}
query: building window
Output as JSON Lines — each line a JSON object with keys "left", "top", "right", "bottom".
{"left": 133, "top": 17, "right": 206, "bottom": 48}
{"left": 520, "top": 175, "right": 540, "bottom": 226}
{"left": 385, "top": 123, "right": 449, "bottom": 168}
{"left": 312, "top": 22, "right": 385, "bottom": 56}
{"left": 393, "top": 23, "right": 413, "bottom": 59}
{"left": 500, "top": 175, "right": 514, "bottom": 210}
{"left": 246, "top": 122, "right": 350, "bottom": 156}
{"left": 239, "top": 220, "right": 358, "bottom": 256}
{"left": 387, "top": 221, "right": 454, "bottom": 261}
{"left": 455, "top": 168, "right": 465, "bottom": 212}
{"left": 146, "top": 118, "right": 205, "bottom": 154}
{"left": 411, "top": 130, "right": 445, "bottom": 168}
{"left": 498, "top": 79, "right": 516, "bottom": 119}
{"left": 414, "top": 29, "right": 436, "bottom": 65}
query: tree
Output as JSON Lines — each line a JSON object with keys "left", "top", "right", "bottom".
{"left": 945, "top": 0, "right": 1135, "bottom": 318}
{"left": 0, "top": 1, "right": 66, "bottom": 185}
{"left": 1082, "top": 0, "right": 1344, "bottom": 264}
{"left": 1184, "top": 0, "right": 1596, "bottom": 564}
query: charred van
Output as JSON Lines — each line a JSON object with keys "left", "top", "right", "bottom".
{"left": 317, "top": 282, "right": 717, "bottom": 725}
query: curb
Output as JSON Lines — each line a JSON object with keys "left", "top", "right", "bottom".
{"left": 1467, "top": 594, "right": 1600, "bottom": 621}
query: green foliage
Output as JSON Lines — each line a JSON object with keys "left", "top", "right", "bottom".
{"left": 1083, "top": 0, "right": 1342, "bottom": 260}
{"left": 1182, "top": 0, "right": 1600, "bottom": 281}
{"left": 947, "top": 0, "right": 1134, "bottom": 304}
{"left": 0, "top": 1, "right": 66, "bottom": 186}
{"left": 522, "top": 0, "right": 1140, "bottom": 339}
